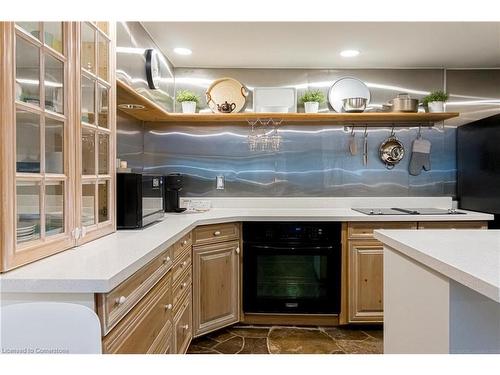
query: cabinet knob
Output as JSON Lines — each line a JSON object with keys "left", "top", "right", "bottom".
{"left": 115, "top": 296, "right": 127, "bottom": 305}
{"left": 213, "top": 231, "right": 221, "bottom": 236}
{"left": 181, "top": 282, "right": 187, "bottom": 289}
{"left": 163, "top": 256, "right": 171, "bottom": 264}
{"left": 235, "top": 247, "right": 240, "bottom": 254}
{"left": 182, "top": 260, "right": 187, "bottom": 267}
{"left": 182, "top": 324, "right": 189, "bottom": 330}
{"left": 182, "top": 240, "right": 187, "bottom": 246}
{"left": 165, "top": 303, "right": 173, "bottom": 310}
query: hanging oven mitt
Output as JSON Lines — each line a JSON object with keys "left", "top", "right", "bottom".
{"left": 409, "top": 137, "right": 431, "bottom": 176}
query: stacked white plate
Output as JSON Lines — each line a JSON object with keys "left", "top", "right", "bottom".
{"left": 17, "top": 222, "right": 36, "bottom": 243}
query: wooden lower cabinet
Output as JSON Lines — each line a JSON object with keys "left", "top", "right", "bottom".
{"left": 417, "top": 221, "right": 487, "bottom": 229}
{"left": 174, "top": 292, "right": 193, "bottom": 354}
{"left": 102, "top": 272, "right": 173, "bottom": 354}
{"left": 345, "top": 220, "right": 487, "bottom": 324}
{"left": 348, "top": 240, "right": 384, "bottom": 323}
{"left": 148, "top": 321, "right": 173, "bottom": 354}
{"left": 193, "top": 240, "right": 240, "bottom": 337}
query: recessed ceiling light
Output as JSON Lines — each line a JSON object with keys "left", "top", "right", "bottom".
{"left": 173, "top": 47, "right": 192, "bottom": 56}
{"left": 340, "top": 49, "right": 360, "bottom": 58}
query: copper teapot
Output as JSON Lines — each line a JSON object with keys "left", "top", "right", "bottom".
{"left": 217, "top": 101, "right": 236, "bottom": 113}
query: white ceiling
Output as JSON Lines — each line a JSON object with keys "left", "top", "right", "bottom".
{"left": 142, "top": 22, "right": 500, "bottom": 69}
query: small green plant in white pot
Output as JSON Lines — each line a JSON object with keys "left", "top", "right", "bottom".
{"left": 299, "top": 90, "right": 326, "bottom": 113}
{"left": 176, "top": 90, "right": 199, "bottom": 113}
{"left": 422, "top": 90, "right": 449, "bottom": 113}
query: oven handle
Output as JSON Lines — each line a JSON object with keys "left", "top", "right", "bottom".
{"left": 248, "top": 244, "right": 334, "bottom": 251}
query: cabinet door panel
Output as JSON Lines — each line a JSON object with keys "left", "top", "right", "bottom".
{"left": 193, "top": 240, "right": 240, "bottom": 336}
{"left": 349, "top": 240, "right": 384, "bottom": 323}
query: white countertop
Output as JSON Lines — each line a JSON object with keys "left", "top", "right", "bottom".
{"left": 0, "top": 204, "right": 493, "bottom": 294}
{"left": 374, "top": 229, "right": 500, "bottom": 303}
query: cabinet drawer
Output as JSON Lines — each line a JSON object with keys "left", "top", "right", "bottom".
{"left": 174, "top": 292, "right": 193, "bottom": 354}
{"left": 348, "top": 222, "right": 417, "bottom": 240}
{"left": 148, "top": 321, "right": 173, "bottom": 354}
{"left": 172, "top": 247, "right": 191, "bottom": 285}
{"left": 417, "top": 221, "right": 487, "bottom": 230}
{"left": 173, "top": 232, "right": 192, "bottom": 260}
{"left": 97, "top": 246, "right": 173, "bottom": 334}
{"left": 193, "top": 223, "right": 239, "bottom": 246}
{"left": 173, "top": 266, "right": 192, "bottom": 316}
{"left": 103, "top": 272, "right": 173, "bottom": 354}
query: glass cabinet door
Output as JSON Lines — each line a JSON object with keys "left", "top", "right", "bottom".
{"left": 77, "top": 22, "right": 115, "bottom": 244}
{"left": 5, "top": 22, "right": 74, "bottom": 269}
{"left": 0, "top": 21, "right": 115, "bottom": 271}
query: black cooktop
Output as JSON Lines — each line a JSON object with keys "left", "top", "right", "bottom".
{"left": 352, "top": 207, "right": 466, "bottom": 216}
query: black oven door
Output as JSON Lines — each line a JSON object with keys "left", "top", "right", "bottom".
{"left": 243, "top": 243, "right": 340, "bottom": 314}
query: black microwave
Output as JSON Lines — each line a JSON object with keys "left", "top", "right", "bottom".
{"left": 116, "top": 173, "right": 164, "bottom": 229}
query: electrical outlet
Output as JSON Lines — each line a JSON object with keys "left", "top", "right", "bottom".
{"left": 216, "top": 176, "right": 225, "bottom": 190}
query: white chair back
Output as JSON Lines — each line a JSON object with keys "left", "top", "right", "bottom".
{"left": 1, "top": 302, "right": 102, "bottom": 354}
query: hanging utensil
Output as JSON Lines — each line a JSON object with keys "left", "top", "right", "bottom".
{"left": 379, "top": 127, "right": 405, "bottom": 169}
{"left": 363, "top": 126, "right": 368, "bottom": 166}
{"left": 409, "top": 125, "right": 432, "bottom": 176}
{"left": 349, "top": 126, "right": 357, "bottom": 155}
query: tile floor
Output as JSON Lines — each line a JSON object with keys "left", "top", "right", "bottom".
{"left": 187, "top": 325, "right": 383, "bottom": 354}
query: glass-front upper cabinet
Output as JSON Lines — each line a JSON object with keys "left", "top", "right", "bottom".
{"left": 0, "top": 22, "right": 115, "bottom": 272}
{"left": 76, "top": 21, "right": 115, "bottom": 244}
{"left": 0, "top": 22, "right": 74, "bottom": 271}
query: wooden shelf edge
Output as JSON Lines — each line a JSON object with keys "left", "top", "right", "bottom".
{"left": 116, "top": 79, "right": 171, "bottom": 121}
{"left": 160, "top": 112, "right": 459, "bottom": 124}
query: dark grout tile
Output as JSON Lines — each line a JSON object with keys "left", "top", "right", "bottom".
{"left": 190, "top": 336, "right": 220, "bottom": 349}
{"left": 268, "top": 327, "right": 341, "bottom": 354}
{"left": 188, "top": 325, "right": 384, "bottom": 355}
{"left": 336, "top": 337, "right": 383, "bottom": 354}
{"left": 321, "top": 326, "right": 370, "bottom": 341}
{"left": 213, "top": 336, "right": 244, "bottom": 354}
{"left": 186, "top": 345, "right": 220, "bottom": 354}
{"left": 230, "top": 327, "right": 270, "bottom": 338}
{"left": 206, "top": 328, "right": 237, "bottom": 343}
{"left": 239, "top": 337, "right": 269, "bottom": 354}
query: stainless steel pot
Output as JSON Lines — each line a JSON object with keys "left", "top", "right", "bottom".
{"left": 387, "top": 93, "right": 419, "bottom": 113}
{"left": 379, "top": 134, "right": 405, "bottom": 169}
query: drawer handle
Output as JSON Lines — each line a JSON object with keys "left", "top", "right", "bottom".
{"left": 165, "top": 303, "right": 173, "bottom": 310}
{"left": 115, "top": 296, "right": 127, "bottom": 305}
{"left": 181, "top": 282, "right": 187, "bottom": 289}
{"left": 182, "top": 240, "right": 188, "bottom": 246}
{"left": 182, "top": 324, "right": 189, "bottom": 330}
{"left": 213, "top": 231, "right": 221, "bottom": 236}
{"left": 235, "top": 247, "right": 240, "bottom": 254}
{"left": 163, "top": 256, "right": 171, "bottom": 264}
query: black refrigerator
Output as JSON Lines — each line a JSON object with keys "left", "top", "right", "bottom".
{"left": 457, "top": 113, "right": 500, "bottom": 228}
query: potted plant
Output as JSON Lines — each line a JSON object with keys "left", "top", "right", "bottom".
{"left": 299, "top": 90, "right": 326, "bottom": 113}
{"left": 422, "top": 90, "right": 449, "bottom": 113}
{"left": 176, "top": 90, "right": 199, "bottom": 113}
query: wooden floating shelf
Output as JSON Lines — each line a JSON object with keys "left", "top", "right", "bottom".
{"left": 117, "top": 80, "right": 459, "bottom": 125}
{"left": 117, "top": 79, "right": 171, "bottom": 121}
{"left": 161, "top": 112, "right": 459, "bottom": 125}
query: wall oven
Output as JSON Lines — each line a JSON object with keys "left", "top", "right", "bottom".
{"left": 243, "top": 222, "right": 341, "bottom": 314}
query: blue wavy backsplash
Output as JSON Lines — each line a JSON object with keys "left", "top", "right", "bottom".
{"left": 133, "top": 123, "right": 456, "bottom": 197}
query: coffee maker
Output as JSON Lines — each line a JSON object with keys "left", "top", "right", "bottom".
{"left": 165, "top": 173, "right": 186, "bottom": 212}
